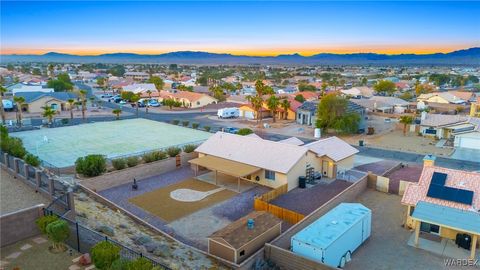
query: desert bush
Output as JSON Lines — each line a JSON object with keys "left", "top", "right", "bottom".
{"left": 166, "top": 146, "right": 181, "bottom": 157}
{"left": 46, "top": 219, "right": 70, "bottom": 251}
{"left": 143, "top": 151, "right": 167, "bottom": 163}
{"left": 109, "top": 258, "right": 130, "bottom": 270}
{"left": 25, "top": 153, "right": 41, "bottom": 167}
{"left": 203, "top": 126, "right": 211, "bottom": 132}
{"left": 171, "top": 119, "right": 180, "bottom": 125}
{"left": 75, "top": 155, "right": 107, "bottom": 177}
{"left": 182, "top": 144, "right": 197, "bottom": 153}
{"left": 111, "top": 158, "right": 127, "bottom": 170}
{"left": 127, "top": 257, "right": 153, "bottom": 270}
{"left": 126, "top": 156, "right": 139, "bottom": 167}
{"left": 191, "top": 123, "right": 199, "bottom": 129}
{"left": 181, "top": 120, "right": 189, "bottom": 127}
{"left": 237, "top": 128, "right": 253, "bottom": 136}
{"left": 36, "top": 215, "right": 59, "bottom": 234}
{"left": 1, "top": 137, "right": 27, "bottom": 158}
{"left": 91, "top": 241, "right": 121, "bottom": 270}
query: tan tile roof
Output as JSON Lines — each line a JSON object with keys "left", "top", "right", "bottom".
{"left": 305, "top": 136, "right": 359, "bottom": 162}
{"left": 401, "top": 166, "right": 480, "bottom": 211}
{"left": 420, "top": 113, "right": 468, "bottom": 127}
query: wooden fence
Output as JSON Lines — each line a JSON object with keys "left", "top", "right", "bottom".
{"left": 254, "top": 184, "right": 305, "bottom": 224}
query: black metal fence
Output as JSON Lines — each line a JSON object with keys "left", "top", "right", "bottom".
{"left": 43, "top": 208, "right": 170, "bottom": 269}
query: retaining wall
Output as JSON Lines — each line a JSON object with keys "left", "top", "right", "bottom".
{"left": 0, "top": 204, "right": 45, "bottom": 247}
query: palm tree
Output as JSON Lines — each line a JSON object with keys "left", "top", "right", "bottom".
{"left": 112, "top": 108, "right": 122, "bottom": 120}
{"left": 399, "top": 115, "right": 414, "bottom": 136}
{"left": 42, "top": 106, "right": 57, "bottom": 125}
{"left": 321, "top": 83, "right": 327, "bottom": 97}
{"left": 146, "top": 90, "right": 152, "bottom": 114}
{"left": 0, "top": 86, "right": 6, "bottom": 124}
{"left": 78, "top": 90, "right": 87, "bottom": 122}
{"left": 67, "top": 99, "right": 75, "bottom": 120}
{"left": 130, "top": 94, "right": 140, "bottom": 117}
{"left": 246, "top": 95, "right": 263, "bottom": 123}
{"left": 13, "top": 96, "right": 25, "bottom": 127}
{"left": 331, "top": 78, "right": 338, "bottom": 91}
{"left": 266, "top": 95, "right": 280, "bottom": 123}
{"left": 280, "top": 98, "right": 291, "bottom": 120}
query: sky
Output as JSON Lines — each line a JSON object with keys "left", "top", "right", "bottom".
{"left": 1, "top": 1, "right": 479, "bottom": 56}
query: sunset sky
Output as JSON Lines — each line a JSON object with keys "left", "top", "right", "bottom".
{"left": 1, "top": 1, "right": 479, "bottom": 56}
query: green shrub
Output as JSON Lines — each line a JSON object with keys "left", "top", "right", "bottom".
{"left": 127, "top": 257, "right": 153, "bottom": 270}
{"left": 91, "top": 241, "right": 121, "bottom": 270}
{"left": 61, "top": 118, "right": 69, "bottom": 125}
{"left": 36, "top": 215, "right": 59, "bottom": 234}
{"left": 46, "top": 219, "right": 70, "bottom": 251}
{"left": 142, "top": 151, "right": 167, "bottom": 163}
{"left": 172, "top": 120, "right": 180, "bottom": 125}
{"left": 109, "top": 258, "right": 130, "bottom": 270}
{"left": 112, "top": 158, "right": 127, "bottom": 170}
{"left": 191, "top": 123, "right": 199, "bottom": 129}
{"left": 126, "top": 156, "right": 139, "bottom": 167}
{"left": 75, "top": 155, "right": 107, "bottom": 177}
{"left": 25, "top": 153, "right": 41, "bottom": 167}
{"left": 203, "top": 126, "right": 211, "bottom": 132}
{"left": 237, "top": 128, "right": 253, "bottom": 136}
{"left": 0, "top": 125, "right": 8, "bottom": 139}
{"left": 166, "top": 146, "right": 181, "bottom": 157}
{"left": 1, "top": 137, "right": 27, "bottom": 158}
{"left": 182, "top": 144, "right": 196, "bottom": 153}
{"left": 181, "top": 120, "right": 189, "bottom": 127}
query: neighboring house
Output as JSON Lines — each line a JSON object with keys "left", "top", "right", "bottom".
{"left": 419, "top": 113, "right": 474, "bottom": 139}
{"left": 190, "top": 132, "right": 358, "bottom": 191}
{"left": 470, "top": 98, "right": 480, "bottom": 117}
{"left": 13, "top": 91, "right": 77, "bottom": 113}
{"left": 340, "top": 86, "right": 374, "bottom": 99}
{"left": 208, "top": 211, "right": 282, "bottom": 264}
{"left": 10, "top": 85, "right": 54, "bottom": 95}
{"left": 453, "top": 117, "right": 480, "bottom": 150}
{"left": 291, "top": 91, "right": 319, "bottom": 101}
{"left": 402, "top": 159, "right": 480, "bottom": 259}
{"left": 124, "top": 71, "right": 149, "bottom": 81}
{"left": 122, "top": 83, "right": 157, "bottom": 94}
{"left": 157, "top": 90, "right": 217, "bottom": 108}
{"left": 351, "top": 96, "right": 409, "bottom": 114}
{"left": 347, "top": 101, "right": 367, "bottom": 132}
{"left": 417, "top": 92, "right": 466, "bottom": 105}
{"left": 239, "top": 97, "right": 301, "bottom": 121}
{"left": 296, "top": 101, "right": 318, "bottom": 126}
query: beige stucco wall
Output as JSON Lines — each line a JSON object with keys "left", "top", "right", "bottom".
{"left": 235, "top": 223, "right": 282, "bottom": 264}
{"left": 27, "top": 97, "right": 66, "bottom": 113}
{"left": 337, "top": 156, "right": 355, "bottom": 170}
{"left": 425, "top": 96, "right": 449, "bottom": 104}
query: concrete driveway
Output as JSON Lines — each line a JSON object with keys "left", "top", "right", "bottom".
{"left": 450, "top": 148, "right": 480, "bottom": 166}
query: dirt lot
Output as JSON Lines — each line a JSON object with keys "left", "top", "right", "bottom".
{"left": 129, "top": 178, "right": 236, "bottom": 222}
{"left": 345, "top": 189, "right": 476, "bottom": 270}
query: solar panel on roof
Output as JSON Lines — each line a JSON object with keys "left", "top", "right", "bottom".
{"left": 443, "top": 187, "right": 459, "bottom": 202}
{"left": 427, "top": 184, "right": 443, "bottom": 198}
{"left": 431, "top": 172, "right": 447, "bottom": 186}
{"left": 456, "top": 189, "right": 474, "bottom": 205}
{"left": 427, "top": 171, "right": 474, "bottom": 206}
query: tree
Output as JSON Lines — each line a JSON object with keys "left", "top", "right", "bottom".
{"left": 266, "top": 95, "right": 280, "bottom": 123}
{"left": 127, "top": 257, "right": 153, "bottom": 270}
{"left": 47, "top": 73, "right": 73, "bottom": 92}
{"left": 13, "top": 96, "right": 25, "bottom": 127}
{"left": 75, "top": 154, "right": 107, "bottom": 177}
{"left": 0, "top": 86, "right": 6, "bottom": 124}
{"left": 145, "top": 90, "right": 152, "bottom": 114}
{"left": 399, "top": 115, "right": 414, "bottom": 136}
{"left": 298, "top": 83, "right": 317, "bottom": 92}
{"left": 163, "top": 98, "right": 176, "bottom": 110}
{"left": 97, "top": 77, "right": 107, "bottom": 93}
{"left": 91, "top": 241, "right": 120, "bottom": 270}
{"left": 7, "top": 64, "right": 14, "bottom": 71}
{"left": 36, "top": 215, "right": 59, "bottom": 234}
{"left": 67, "top": 99, "right": 75, "bottom": 120}
{"left": 48, "top": 64, "right": 54, "bottom": 77}
{"left": 321, "top": 82, "right": 328, "bottom": 96}
{"left": 294, "top": 94, "right": 305, "bottom": 103}
{"left": 112, "top": 108, "right": 122, "bottom": 120}
{"left": 209, "top": 86, "right": 225, "bottom": 102}
{"left": 399, "top": 92, "right": 413, "bottom": 101}
{"left": 32, "top": 68, "right": 41, "bottom": 76}
{"left": 130, "top": 94, "right": 140, "bottom": 117}
{"left": 316, "top": 93, "right": 360, "bottom": 134}
{"left": 415, "top": 84, "right": 435, "bottom": 95}
{"left": 360, "top": 77, "right": 368, "bottom": 86}
{"left": 46, "top": 220, "right": 70, "bottom": 252}
{"left": 280, "top": 98, "right": 291, "bottom": 120}
{"left": 374, "top": 80, "right": 396, "bottom": 95}
{"left": 108, "top": 65, "right": 125, "bottom": 77}
{"left": 147, "top": 76, "right": 164, "bottom": 90}
{"left": 78, "top": 90, "right": 87, "bottom": 122}
{"left": 42, "top": 106, "right": 57, "bottom": 125}
{"left": 246, "top": 95, "right": 263, "bottom": 122}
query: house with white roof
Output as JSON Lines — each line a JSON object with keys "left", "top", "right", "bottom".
{"left": 122, "top": 83, "right": 157, "bottom": 94}
{"left": 189, "top": 132, "right": 358, "bottom": 191}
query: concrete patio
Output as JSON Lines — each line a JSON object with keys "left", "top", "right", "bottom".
{"left": 407, "top": 233, "right": 479, "bottom": 260}
{"left": 196, "top": 171, "right": 257, "bottom": 193}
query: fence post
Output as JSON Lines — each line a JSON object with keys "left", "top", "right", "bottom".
{"left": 140, "top": 253, "right": 143, "bottom": 258}
{"left": 76, "top": 222, "right": 80, "bottom": 252}
{"left": 35, "top": 170, "right": 42, "bottom": 190}
{"left": 13, "top": 157, "right": 20, "bottom": 176}
{"left": 48, "top": 178, "right": 55, "bottom": 197}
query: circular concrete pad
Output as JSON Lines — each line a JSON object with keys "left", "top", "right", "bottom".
{"left": 170, "top": 187, "right": 225, "bottom": 202}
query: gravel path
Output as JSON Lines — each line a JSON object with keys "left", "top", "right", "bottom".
{"left": 0, "top": 169, "right": 50, "bottom": 215}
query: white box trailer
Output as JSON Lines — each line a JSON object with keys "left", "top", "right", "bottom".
{"left": 217, "top": 107, "right": 239, "bottom": 119}
{"left": 291, "top": 203, "right": 371, "bottom": 268}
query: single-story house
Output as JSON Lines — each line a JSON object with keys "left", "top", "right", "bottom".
{"left": 402, "top": 159, "right": 480, "bottom": 259}
{"left": 278, "top": 137, "right": 305, "bottom": 146}
{"left": 208, "top": 211, "right": 282, "bottom": 264}
{"left": 11, "top": 85, "right": 54, "bottom": 95}
{"left": 157, "top": 90, "right": 217, "bottom": 108}
{"left": 419, "top": 113, "right": 471, "bottom": 139}
{"left": 190, "top": 132, "right": 358, "bottom": 191}
{"left": 296, "top": 101, "right": 319, "bottom": 126}
{"left": 239, "top": 96, "right": 301, "bottom": 121}
{"left": 13, "top": 91, "right": 77, "bottom": 113}
{"left": 417, "top": 92, "right": 466, "bottom": 105}
{"left": 340, "top": 86, "right": 374, "bottom": 99}
{"left": 122, "top": 83, "right": 157, "bottom": 94}
{"left": 470, "top": 98, "right": 480, "bottom": 117}
{"left": 124, "top": 71, "right": 149, "bottom": 81}
{"left": 350, "top": 96, "right": 409, "bottom": 114}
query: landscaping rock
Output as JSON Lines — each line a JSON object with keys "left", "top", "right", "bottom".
{"left": 131, "top": 235, "right": 151, "bottom": 245}
{"left": 153, "top": 245, "right": 171, "bottom": 258}
{"left": 95, "top": 224, "right": 115, "bottom": 237}
{"left": 118, "top": 223, "right": 128, "bottom": 229}
{"left": 77, "top": 193, "right": 88, "bottom": 202}
{"left": 78, "top": 253, "right": 92, "bottom": 266}
{"left": 144, "top": 242, "right": 159, "bottom": 253}
{"left": 76, "top": 212, "right": 87, "bottom": 218}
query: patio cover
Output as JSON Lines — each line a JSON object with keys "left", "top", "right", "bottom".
{"left": 189, "top": 155, "right": 261, "bottom": 178}
{"left": 412, "top": 201, "right": 480, "bottom": 235}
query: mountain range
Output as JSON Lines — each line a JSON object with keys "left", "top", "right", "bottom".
{"left": 1, "top": 48, "right": 479, "bottom": 65}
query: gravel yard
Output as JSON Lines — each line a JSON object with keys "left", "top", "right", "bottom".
{"left": 0, "top": 169, "right": 50, "bottom": 215}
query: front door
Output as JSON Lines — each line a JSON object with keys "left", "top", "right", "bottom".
{"left": 322, "top": 161, "right": 329, "bottom": 176}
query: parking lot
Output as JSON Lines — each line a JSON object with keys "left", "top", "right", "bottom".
{"left": 345, "top": 190, "right": 478, "bottom": 270}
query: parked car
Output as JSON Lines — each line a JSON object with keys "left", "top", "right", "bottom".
{"left": 148, "top": 100, "right": 160, "bottom": 107}
{"left": 224, "top": 127, "right": 239, "bottom": 134}
{"left": 119, "top": 100, "right": 127, "bottom": 105}
{"left": 2, "top": 100, "right": 14, "bottom": 111}
{"left": 101, "top": 94, "right": 113, "bottom": 98}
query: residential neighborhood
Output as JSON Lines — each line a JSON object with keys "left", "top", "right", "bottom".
{"left": 1, "top": 1, "right": 479, "bottom": 270}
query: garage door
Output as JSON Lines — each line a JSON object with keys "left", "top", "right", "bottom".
{"left": 243, "top": 111, "right": 255, "bottom": 119}
{"left": 459, "top": 137, "right": 480, "bottom": 150}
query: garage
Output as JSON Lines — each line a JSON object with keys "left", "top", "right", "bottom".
{"left": 454, "top": 132, "right": 480, "bottom": 150}
{"left": 243, "top": 111, "right": 255, "bottom": 119}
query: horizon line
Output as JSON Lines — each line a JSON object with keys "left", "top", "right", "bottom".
{"left": 1, "top": 47, "right": 478, "bottom": 57}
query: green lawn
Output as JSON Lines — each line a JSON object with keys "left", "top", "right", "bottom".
{"left": 11, "top": 119, "right": 211, "bottom": 168}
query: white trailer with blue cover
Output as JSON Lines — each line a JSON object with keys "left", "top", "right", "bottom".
{"left": 291, "top": 203, "right": 371, "bottom": 268}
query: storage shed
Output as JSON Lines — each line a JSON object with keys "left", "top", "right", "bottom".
{"left": 208, "top": 211, "right": 282, "bottom": 264}
{"left": 291, "top": 203, "right": 371, "bottom": 268}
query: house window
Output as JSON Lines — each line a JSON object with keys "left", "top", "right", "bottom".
{"left": 265, "top": 170, "right": 275, "bottom": 180}
{"left": 196, "top": 101, "right": 200, "bottom": 105}
{"left": 239, "top": 250, "right": 245, "bottom": 256}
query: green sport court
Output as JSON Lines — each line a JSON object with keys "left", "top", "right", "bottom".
{"left": 11, "top": 119, "right": 212, "bottom": 168}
